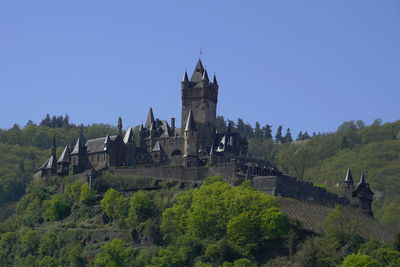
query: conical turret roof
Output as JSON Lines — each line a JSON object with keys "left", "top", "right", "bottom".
{"left": 202, "top": 69, "right": 209, "bottom": 81}
{"left": 123, "top": 127, "right": 135, "bottom": 144}
{"left": 145, "top": 108, "right": 155, "bottom": 128}
{"left": 184, "top": 110, "right": 197, "bottom": 132}
{"left": 57, "top": 145, "right": 71, "bottom": 163}
{"left": 345, "top": 168, "right": 354, "bottom": 184}
{"left": 212, "top": 74, "right": 218, "bottom": 86}
{"left": 182, "top": 71, "right": 189, "bottom": 83}
{"left": 71, "top": 138, "right": 84, "bottom": 155}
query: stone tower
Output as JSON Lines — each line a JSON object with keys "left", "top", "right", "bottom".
{"left": 183, "top": 110, "right": 198, "bottom": 167}
{"left": 343, "top": 168, "right": 355, "bottom": 200}
{"left": 181, "top": 59, "right": 218, "bottom": 147}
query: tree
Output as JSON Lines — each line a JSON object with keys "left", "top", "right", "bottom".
{"left": 79, "top": 184, "right": 96, "bottom": 205}
{"left": 100, "top": 188, "right": 128, "bottom": 223}
{"left": 283, "top": 128, "right": 293, "bottom": 143}
{"left": 275, "top": 125, "right": 283, "bottom": 143}
{"left": 128, "top": 191, "right": 155, "bottom": 224}
{"left": 94, "top": 238, "right": 136, "bottom": 267}
{"left": 44, "top": 195, "right": 70, "bottom": 221}
{"left": 262, "top": 124, "right": 273, "bottom": 139}
{"left": 277, "top": 144, "right": 313, "bottom": 180}
{"left": 340, "top": 254, "right": 378, "bottom": 267}
{"left": 254, "top": 122, "right": 262, "bottom": 139}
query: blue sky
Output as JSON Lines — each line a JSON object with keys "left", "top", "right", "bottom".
{"left": 1, "top": 1, "right": 399, "bottom": 136}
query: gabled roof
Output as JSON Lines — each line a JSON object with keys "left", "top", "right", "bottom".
{"left": 124, "top": 127, "right": 135, "bottom": 144}
{"left": 190, "top": 59, "right": 205, "bottom": 82}
{"left": 145, "top": 108, "right": 155, "bottom": 128}
{"left": 184, "top": 110, "right": 197, "bottom": 132}
{"left": 57, "top": 145, "right": 71, "bottom": 163}
{"left": 71, "top": 138, "right": 85, "bottom": 155}
{"left": 152, "top": 141, "right": 161, "bottom": 152}
{"left": 85, "top": 135, "right": 118, "bottom": 154}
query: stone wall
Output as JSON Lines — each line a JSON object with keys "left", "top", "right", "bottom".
{"left": 252, "top": 175, "right": 349, "bottom": 206}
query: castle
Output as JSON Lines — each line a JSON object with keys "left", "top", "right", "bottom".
{"left": 34, "top": 59, "right": 374, "bottom": 217}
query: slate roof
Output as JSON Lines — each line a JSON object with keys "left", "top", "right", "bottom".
{"left": 124, "top": 127, "right": 135, "bottom": 144}
{"left": 57, "top": 145, "right": 71, "bottom": 163}
{"left": 145, "top": 108, "right": 155, "bottom": 128}
{"left": 71, "top": 138, "right": 84, "bottom": 155}
{"left": 40, "top": 155, "right": 56, "bottom": 170}
{"left": 190, "top": 59, "right": 205, "bottom": 82}
{"left": 345, "top": 168, "right": 353, "bottom": 183}
{"left": 85, "top": 135, "right": 118, "bottom": 154}
{"left": 184, "top": 110, "right": 197, "bottom": 132}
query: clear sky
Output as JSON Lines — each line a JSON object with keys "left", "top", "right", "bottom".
{"left": 1, "top": 1, "right": 399, "bottom": 136}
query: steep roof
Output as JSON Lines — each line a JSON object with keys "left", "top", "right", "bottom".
{"left": 71, "top": 138, "right": 84, "bottom": 155}
{"left": 184, "top": 110, "right": 197, "bottom": 132}
{"left": 85, "top": 135, "right": 118, "bottom": 154}
{"left": 145, "top": 108, "right": 155, "bottom": 128}
{"left": 344, "top": 168, "right": 353, "bottom": 183}
{"left": 57, "top": 145, "right": 71, "bottom": 163}
{"left": 123, "top": 127, "right": 135, "bottom": 144}
{"left": 190, "top": 59, "right": 205, "bottom": 82}
{"left": 44, "top": 155, "right": 56, "bottom": 170}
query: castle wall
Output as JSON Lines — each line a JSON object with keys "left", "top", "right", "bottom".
{"left": 109, "top": 160, "right": 238, "bottom": 184}
{"left": 252, "top": 175, "right": 349, "bottom": 206}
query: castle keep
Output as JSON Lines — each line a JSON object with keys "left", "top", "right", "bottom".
{"left": 34, "top": 59, "right": 374, "bottom": 217}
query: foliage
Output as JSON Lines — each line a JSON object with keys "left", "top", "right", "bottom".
{"left": 79, "top": 183, "right": 96, "bottom": 205}
{"left": 44, "top": 194, "right": 71, "bottom": 221}
{"left": 128, "top": 190, "right": 155, "bottom": 224}
{"left": 100, "top": 188, "right": 128, "bottom": 223}
{"left": 93, "top": 238, "right": 136, "bottom": 267}
{"left": 340, "top": 254, "right": 378, "bottom": 267}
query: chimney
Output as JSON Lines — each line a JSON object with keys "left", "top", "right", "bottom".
{"left": 171, "top": 117, "right": 176, "bottom": 135}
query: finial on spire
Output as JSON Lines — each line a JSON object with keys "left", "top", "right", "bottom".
{"left": 200, "top": 47, "right": 203, "bottom": 59}
{"left": 118, "top": 117, "right": 122, "bottom": 136}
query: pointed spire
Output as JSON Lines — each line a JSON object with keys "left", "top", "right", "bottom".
{"left": 139, "top": 123, "right": 144, "bottom": 132}
{"left": 104, "top": 134, "right": 111, "bottom": 144}
{"left": 71, "top": 138, "right": 84, "bottom": 155}
{"left": 190, "top": 59, "right": 205, "bottom": 82}
{"left": 51, "top": 135, "right": 56, "bottom": 157}
{"left": 57, "top": 145, "right": 71, "bottom": 163}
{"left": 123, "top": 127, "right": 135, "bottom": 144}
{"left": 359, "top": 172, "right": 366, "bottom": 185}
{"left": 182, "top": 71, "right": 189, "bottom": 83}
{"left": 212, "top": 73, "right": 218, "bottom": 86}
{"left": 185, "top": 110, "right": 197, "bottom": 132}
{"left": 202, "top": 69, "right": 209, "bottom": 81}
{"left": 345, "top": 168, "right": 354, "bottom": 184}
{"left": 145, "top": 107, "right": 155, "bottom": 128}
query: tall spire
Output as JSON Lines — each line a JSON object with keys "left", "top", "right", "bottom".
{"left": 344, "top": 168, "right": 354, "bottom": 185}
{"left": 71, "top": 138, "right": 84, "bottom": 155}
{"left": 190, "top": 59, "right": 205, "bottom": 82}
{"left": 185, "top": 110, "right": 197, "bottom": 132}
{"left": 145, "top": 107, "right": 155, "bottom": 128}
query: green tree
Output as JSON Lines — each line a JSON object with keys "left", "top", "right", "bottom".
{"left": 128, "top": 190, "right": 155, "bottom": 224}
{"left": 340, "top": 254, "right": 378, "bottom": 267}
{"left": 44, "top": 194, "right": 71, "bottom": 221}
{"left": 79, "top": 183, "right": 96, "bottom": 205}
{"left": 94, "top": 238, "right": 135, "bottom": 267}
{"left": 100, "top": 188, "right": 128, "bottom": 223}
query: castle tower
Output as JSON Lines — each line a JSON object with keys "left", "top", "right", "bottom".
{"left": 181, "top": 59, "right": 218, "bottom": 147}
{"left": 343, "top": 168, "right": 355, "bottom": 203}
{"left": 183, "top": 110, "right": 198, "bottom": 167}
{"left": 353, "top": 172, "right": 374, "bottom": 217}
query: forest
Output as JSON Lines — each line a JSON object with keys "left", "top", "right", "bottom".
{"left": 0, "top": 115, "right": 399, "bottom": 266}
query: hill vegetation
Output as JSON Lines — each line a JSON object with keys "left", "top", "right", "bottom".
{"left": 0, "top": 115, "right": 399, "bottom": 265}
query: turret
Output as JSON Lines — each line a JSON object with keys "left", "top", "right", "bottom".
{"left": 181, "top": 71, "right": 189, "bottom": 89}
{"left": 145, "top": 108, "right": 155, "bottom": 129}
{"left": 51, "top": 135, "right": 56, "bottom": 158}
{"left": 70, "top": 137, "right": 86, "bottom": 174}
{"left": 353, "top": 172, "right": 374, "bottom": 217}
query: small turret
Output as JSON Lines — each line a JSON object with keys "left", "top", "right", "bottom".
{"left": 344, "top": 168, "right": 354, "bottom": 186}
{"left": 185, "top": 109, "right": 197, "bottom": 132}
{"left": 118, "top": 117, "right": 123, "bottom": 136}
{"left": 183, "top": 110, "right": 198, "bottom": 166}
{"left": 353, "top": 172, "right": 374, "bottom": 217}
{"left": 212, "top": 74, "right": 218, "bottom": 86}
{"left": 181, "top": 71, "right": 189, "bottom": 89}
